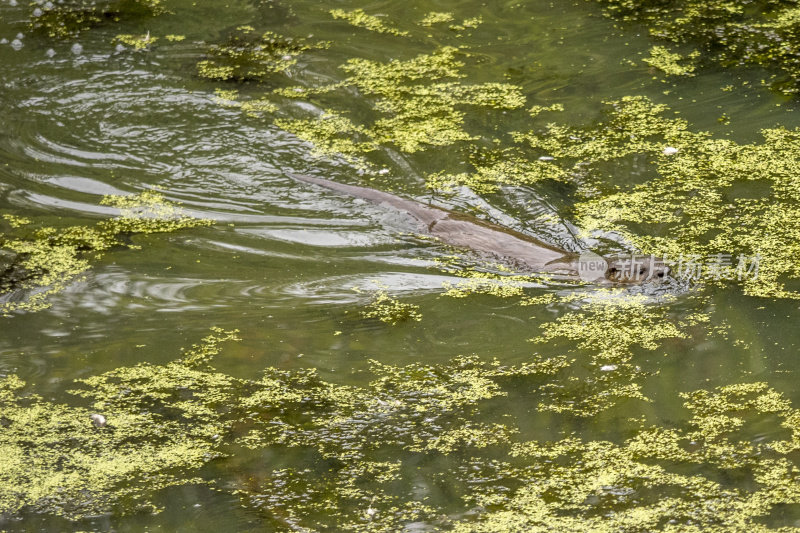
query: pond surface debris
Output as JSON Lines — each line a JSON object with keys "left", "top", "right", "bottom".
{"left": 1, "top": 327, "right": 799, "bottom": 532}
{"left": 0, "top": 191, "right": 210, "bottom": 315}
{"left": 6, "top": 0, "right": 800, "bottom": 530}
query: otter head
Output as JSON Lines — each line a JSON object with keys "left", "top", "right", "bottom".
{"left": 604, "top": 255, "right": 671, "bottom": 284}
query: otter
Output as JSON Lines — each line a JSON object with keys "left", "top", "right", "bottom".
{"left": 288, "top": 173, "right": 670, "bottom": 284}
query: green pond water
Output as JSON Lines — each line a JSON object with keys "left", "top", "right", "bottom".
{"left": 4, "top": 0, "right": 800, "bottom": 531}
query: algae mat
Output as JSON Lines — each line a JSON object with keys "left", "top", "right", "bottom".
{"left": 2, "top": 0, "right": 800, "bottom": 531}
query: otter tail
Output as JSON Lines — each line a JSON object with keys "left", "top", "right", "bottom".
{"left": 287, "top": 173, "right": 445, "bottom": 226}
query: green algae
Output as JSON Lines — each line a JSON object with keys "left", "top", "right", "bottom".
{"left": 527, "top": 291, "right": 704, "bottom": 416}
{"left": 27, "top": 0, "right": 166, "bottom": 39}
{"left": 457, "top": 381, "right": 800, "bottom": 532}
{"left": 439, "top": 264, "right": 554, "bottom": 298}
{"left": 0, "top": 328, "right": 238, "bottom": 519}
{"left": 356, "top": 286, "right": 422, "bottom": 325}
{"left": 206, "top": 31, "right": 800, "bottom": 299}
{"left": 13, "top": 10, "right": 800, "bottom": 531}
{"left": 234, "top": 463, "right": 437, "bottom": 531}
{"left": 2, "top": 215, "right": 31, "bottom": 228}
{"left": 642, "top": 45, "right": 699, "bottom": 76}
{"left": 203, "top": 42, "right": 522, "bottom": 165}
{"left": 269, "top": 47, "right": 524, "bottom": 166}
{"left": 231, "top": 354, "right": 555, "bottom": 530}
{"left": 419, "top": 12, "right": 455, "bottom": 27}
{"left": 329, "top": 8, "right": 409, "bottom": 37}
{"left": 449, "top": 16, "right": 483, "bottom": 32}
{"left": 197, "top": 26, "right": 328, "bottom": 82}
{"left": 5, "top": 327, "right": 800, "bottom": 530}
{"left": 429, "top": 145, "right": 570, "bottom": 194}
{"left": 508, "top": 95, "right": 800, "bottom": 298}
{"left": 595, "top": 0, "right": 800, "bottom": 95}
{"left": 113, "top": 33, "right": 157, "bottom": 50}
{"left": 0, "top": 328, "right": 545, "bottom": 525}
{"left": 0, "top": 191, "right": 210, "bottom": 315}
{"left": 274, "top": 111, "right": 378, "bottom": 165}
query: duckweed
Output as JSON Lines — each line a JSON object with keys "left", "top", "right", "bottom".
{"left": 440, "top": 267, "right": 551, "bottom": 298}
{"left": 0, "top": 191, "right": 210, "bottom": 315}
{"left": 272, "top": 47, "right": 524, "bottom": 162}
{"left": 113, "top": 33, "right": 157, "bottom": 50}
{"left": 4, "top": 326, "right": 800, "bottom": 530}
{"left": 419, "top": 12, "right": 455, "bottom": 27}
{"left": 197, "top": 27, "right": 328, "bottom": 82}
{"left": 458, "top": 381, "right": 800, "bottom": 532}
{"left": 511, "top": 96, "right": 800, "bottom": 297}
{"left": 359, "top": 288, "right": 422, "bottom": 325}
{"left": 528, "top": 291, "right": 702, "bottom": 416}
{"left": 642, "top": 45, "right": 699, "bottom": 76}
{"left": 15, "top": 8, "right": 800, "bottom": 529}
{"left": 210, "top": 28, "right": 800, "bottom": 299}
{"left": 449, "top": 16, "right": 483, "bottom": 32}
{"left": 0, "top": 328, "right": 549, "bottom": 524}
{"left": 596, "top": 0, "right": 800, "bottom": 94}
{"left": 329, "top": 8, "right": 409, "bottom": 37}
{"left": 0, "top": 328, "right": 238, "bottom": 519}
{"left": 28, "top": 0, "right": 166, "bottom": 39}
{"left": 274, "top": 111, "right": 378, "bottom": 165}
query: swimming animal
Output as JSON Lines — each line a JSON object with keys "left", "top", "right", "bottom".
{"left": 288, "top": 173, "right": 670, "bottom": 284}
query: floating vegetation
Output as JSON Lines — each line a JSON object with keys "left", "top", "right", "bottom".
{"left": 440, "top": 266, "right": 549, "bottom": 298}
{"left": 271, "top": 47, "right": 524, "bottom": 167}
{"left": 197, "top": 26, "right": 328, "bottom": 82}
{"left": 329, "top": 8, "right": 409, "bottom": 37}
{"left": 213, "top": 26, "right": 800, "bottom": 298}
{"left": 0, "top": 191, "right": 210, "bottom": 315}
{"left": 4, "top": 327, "right": 800, "bottom": 530}
{"left": 275, "top": 111, "right": 378, "bottom": 164}
{"left": 642, "top": 45, "right": 699, "bottom": 76}
{"left": 459, "top": 381, "right": 800, "bottom": 532}
{"left": 448, "top": 16, "right": 483, "bottom": 32}
{"left": 358, "top": 287, "right": 422, "bottom": 325}
{"left": 0, "top": 328, "right": 551, "bottom": 523}
{"left": 527, "top": 291, "right": 703, "bottom": 416}
{"left": 113, "top": 32, "right": 157, "bottom": 50}
{"left": 9, "top": 1, "right": 800, "bottom": 530}
{"left": 419, "top": 11, "right": 455, "bottom": 27}
{"left": 507, "top": 96, "right": 800, "bottom": 298}
{"left": 428, "top": 145, "right": 570, "bottom": 194}
{"left": 0, "top": 328, "right": 238, "bottom": 519}
{"left": 595, "top": 0, "right": 800, "bottom": 94}
{"left": 234, "top": 354, "right": 544, "bottom": 530}
{"left": 27, "top": 0, "right": 167, "bottom": 39}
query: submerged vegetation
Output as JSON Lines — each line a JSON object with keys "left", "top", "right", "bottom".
{"left": 0, "top": 191, "right": 210, "bottom": 315}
